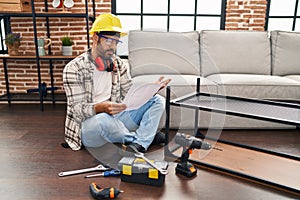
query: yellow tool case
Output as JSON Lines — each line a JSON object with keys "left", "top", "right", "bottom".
{"left": 118, "top": 157, "right": 168, "bottom": 186}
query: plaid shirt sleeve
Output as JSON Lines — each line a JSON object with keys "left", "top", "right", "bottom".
{"left": 63, "top": 53, "right": 95, "bottom": 150}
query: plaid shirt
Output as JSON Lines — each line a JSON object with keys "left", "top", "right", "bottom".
{"left": 63, "top": 50, "right": 132, "bottom": 150}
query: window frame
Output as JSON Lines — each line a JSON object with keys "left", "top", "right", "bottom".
{"left": 265, "top": 0, "right": 300, "bottom": 31}
{"left": 111, "top": 0, "right": 227, "bottom": 31}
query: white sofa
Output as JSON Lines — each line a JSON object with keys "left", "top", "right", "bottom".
{"left": 128, "top": 30, "right": 300, "bottom": 129}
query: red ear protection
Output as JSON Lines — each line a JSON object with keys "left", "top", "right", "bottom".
{"left": 95, "top": 57, "right": 115, "bottom": 72}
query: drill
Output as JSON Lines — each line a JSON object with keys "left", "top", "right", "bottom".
{"left": 175, "top": 133, "right": 212, "bottom": 177}
{"left": 90, "top": 182, "right": 123, "bottom": 200}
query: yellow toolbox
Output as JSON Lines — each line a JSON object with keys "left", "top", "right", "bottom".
{"left": 0, "top": 0, "right": 31, "bottom": 12}
{"left": 118, "top": 157, "right": 168, "bottom": 186}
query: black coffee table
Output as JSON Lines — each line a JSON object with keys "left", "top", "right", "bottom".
{"left": 164, "top": 77, "right": 300, "bottom": 196}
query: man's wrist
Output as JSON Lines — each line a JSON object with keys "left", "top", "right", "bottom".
{"left": 94, "top": 102, "right": 103, "bottom": 114}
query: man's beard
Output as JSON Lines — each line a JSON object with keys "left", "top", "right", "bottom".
{"left": 103, "top": 48, "right": 115, "bottom": 60}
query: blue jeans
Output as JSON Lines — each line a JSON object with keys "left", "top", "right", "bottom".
{"left": 81, "top": 95, "right": 165, "bottom": 150}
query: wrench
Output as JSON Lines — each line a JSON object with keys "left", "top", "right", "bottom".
{"left": 134, "top": 153, "right": 168, "bottom": 175}
{"left": 58, "top": 164, "right": 110, "bottom": 177}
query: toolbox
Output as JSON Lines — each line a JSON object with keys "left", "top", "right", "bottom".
{"left": 0, "top": 0, "right": 31, "bottom": 12}
{"left": 118, "top": 157, "right": 168, "bottom": 186}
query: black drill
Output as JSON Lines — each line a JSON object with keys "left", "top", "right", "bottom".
{"left": 175, "top": 133, "right": 212, "bottom": 177}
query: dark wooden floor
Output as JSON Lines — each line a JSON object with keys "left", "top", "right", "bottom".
{"left": 1, "top": 103, "right": 300, "bottom": 200}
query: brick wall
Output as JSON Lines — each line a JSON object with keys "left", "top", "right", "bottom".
{"left": 226, "top": 0, "right": 267, "bottom": 31}
{"left": 0, "top": 0, "right": 111, "bottom": 96}
{"left": 0, "top": 0, "right": 268, "bottom": 97}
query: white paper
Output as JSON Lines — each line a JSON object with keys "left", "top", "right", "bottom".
{"left": 123, "top": 82, "right": 161, "bottom": 111}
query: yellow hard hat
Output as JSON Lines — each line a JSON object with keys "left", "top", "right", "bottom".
{"left": 89, "top": 13, "right": 127, "bottom": 36}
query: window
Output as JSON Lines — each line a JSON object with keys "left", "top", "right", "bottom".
{"left": 112, "top": 0, "right": 226, "bottom": 55}
{"left": 0, "top": 17, "right": 7, "bottom": 54}
{"left": 266, "top": 0, "right": 300, "bottom": 31}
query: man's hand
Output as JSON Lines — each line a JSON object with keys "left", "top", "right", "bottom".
{"left": 94, "top": 101, "right": 126, "bottom": 115}
{"left": 156, "top": 76, "right": 172, "bottom": 91}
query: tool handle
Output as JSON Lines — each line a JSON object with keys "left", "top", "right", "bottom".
{"left": 85, "top": 170, "right": 121, "bottom": 178}
{"left": 90, "top": 183, "right": 123, "bottom": 199}
{"left": 180, "top": 147, "right": 190, "bottom": 165}
{"left": 103, "top": 170, "right": 121, "bottom": 177}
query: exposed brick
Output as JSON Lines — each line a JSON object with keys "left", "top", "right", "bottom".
{"left": 252, "top": 10, "right": 267, "bottom": 14}
{"left": 226, "top": 0, "right": 266, "bottom": 31}
{"left": 243, "top": 14, "right": 265, "bottom": 18}
{"left": 226, "top": 13, "right": 241, "bottom": 18}
{"left": 225, "top": 22, "right": 239, "bottom": 27}
{"left": 250, "top": 0, "right": 267, "bottom": 5}
{"left": 227, "top": 18, "right": 250, "bottom": 23}
{"left": 246, "top": 5, "right": 266, "bottom": 9}
{"left": 253, "top": 19, "right": 265, "bottom": 23}
{"left": 251, "top": 27, "right": 264, "bottom": 31}
{"left": 249, "top": 23, "right": 265, "bottom": 27}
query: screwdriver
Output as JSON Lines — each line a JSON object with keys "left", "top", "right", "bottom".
{"left": 85, "top": 169, "right": 121, "bottom": 178}
{"left": 90, "top": 182, "right": 123, "bottom": 199}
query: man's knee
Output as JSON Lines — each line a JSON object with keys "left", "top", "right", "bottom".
{"left": 82, "top": 113, "right": 110, "bottom": 134}
{"left": 153, "top": 94, "right": 165, "bottom": 108}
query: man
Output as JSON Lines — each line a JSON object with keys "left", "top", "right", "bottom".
{"left": 63, "top": 13, "right": 171, "bottom": 153}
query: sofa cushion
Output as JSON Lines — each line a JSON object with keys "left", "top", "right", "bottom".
{"left": 271, "top": 31, "right": 300, "bottom": 76}
{"left": 128, "top": 30, "right": 200, "bottom": 77}
{"left": 200, "top": 30, "right": 271, "bottom": 77}
{"left": 284, "top": 75, "right": 300, "bottom": 82}
{"left": 206, "top": 74, "right": 300, "bottom": 101}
